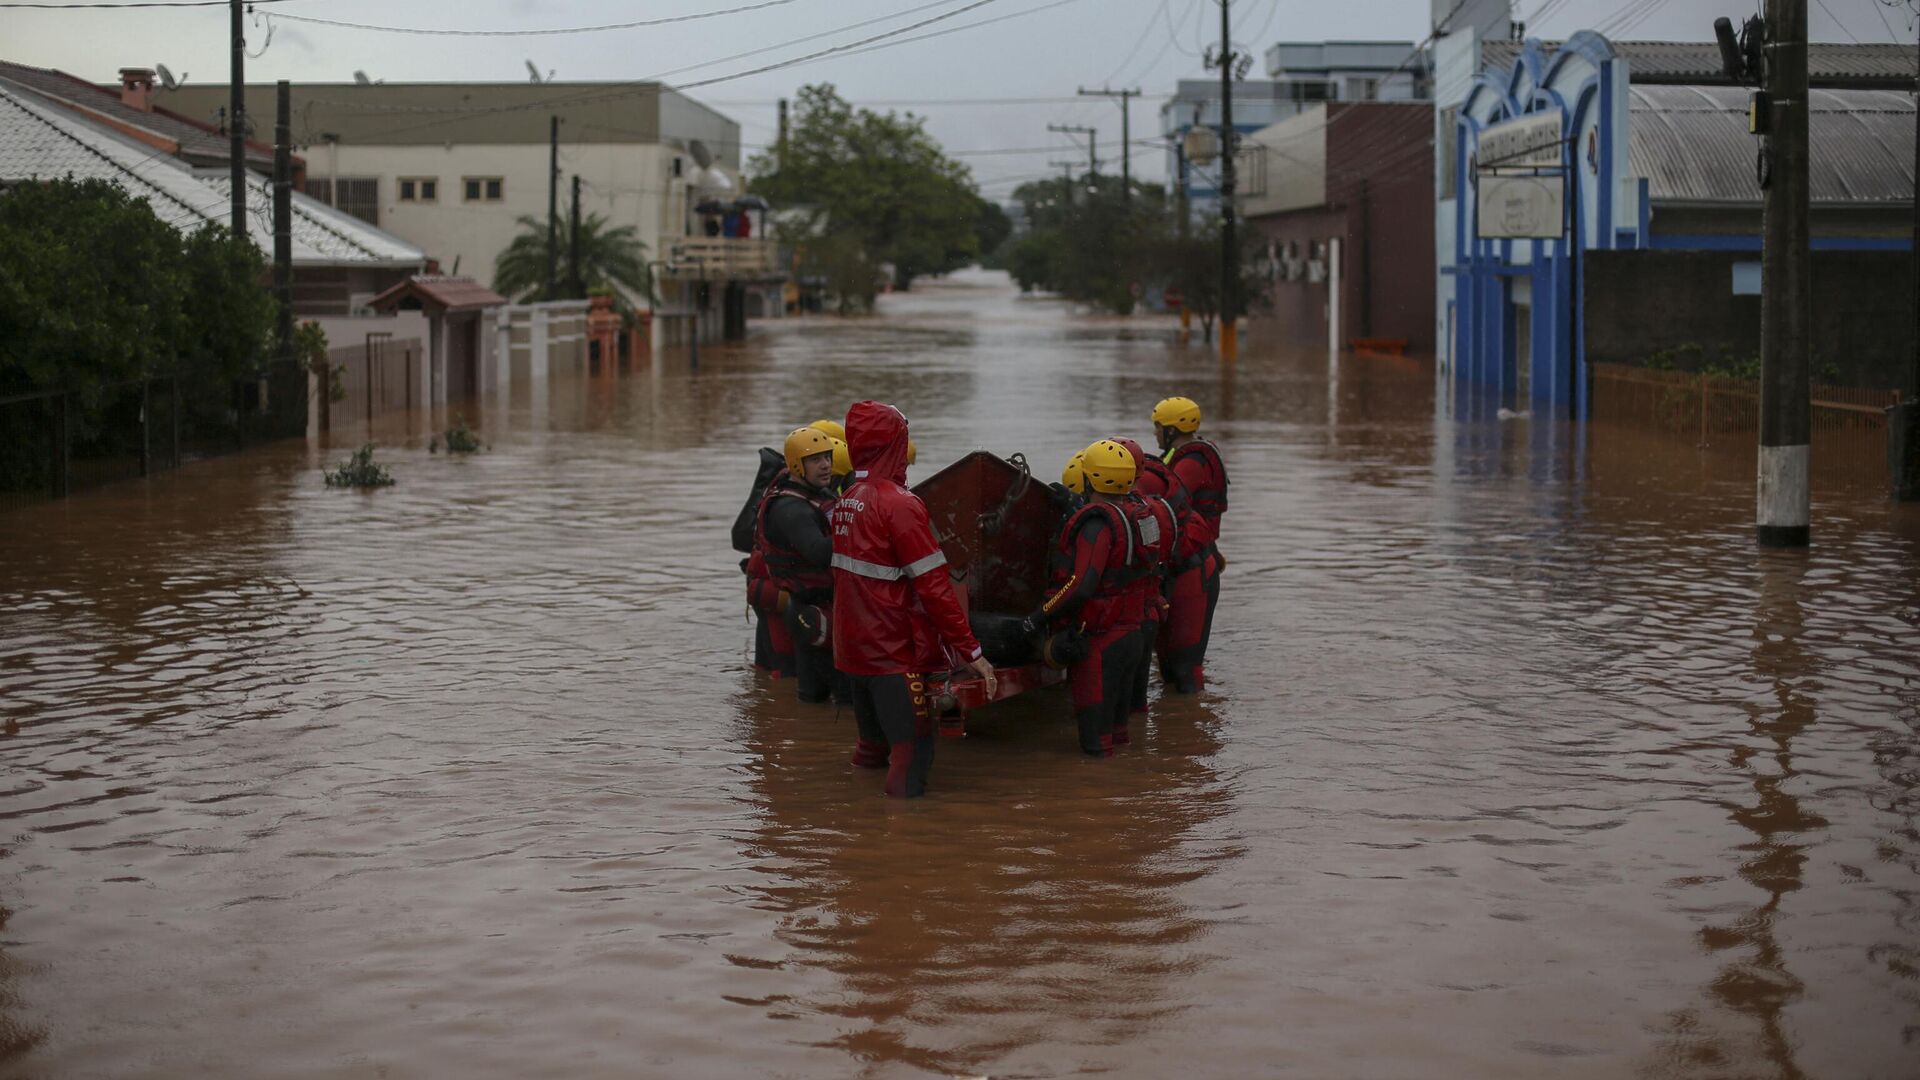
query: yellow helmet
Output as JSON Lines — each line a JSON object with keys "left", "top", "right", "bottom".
{"left": 809, "top": 418, "right": 846, "bottom": 442}
{"left": 1151, "top": 396, "right": 1202, "bottom": 433}
{"left": 906, "top": 439, "right": 918, "bottom": 466}
{"left": 827, "top": 436, "right": 852, "bottom": 477}
{"left": 783, "top": 426, "right": 835, "bottom": 475}
{"left": 1061, "top": 450, "right": 1086, "bottom": 494}
{"left": 1081, "top": 439, "right": 1137, "bottom": 495}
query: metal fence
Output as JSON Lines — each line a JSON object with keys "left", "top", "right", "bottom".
{"left": 1589, "top": 362, "right": 1900, "bottom": 459}
{"left": 324, "top": 335, "right": 424, "bottom": 432}
{"left": 0, "top": 363, "right": 307, "bottom": 510}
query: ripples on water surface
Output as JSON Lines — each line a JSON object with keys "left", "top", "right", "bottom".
{"left": 2, "top": 270, "right": 1918, "bottom": 1078}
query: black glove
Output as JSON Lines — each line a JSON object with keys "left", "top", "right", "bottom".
{"left": 794, "top": 603, "right": 829, "bottom": 647}
{"left": 1041, "top": 627, "right": 1090, "bottom": 668}
{"left": 1045, "top": 482, "right": 1080, "bottom": 512}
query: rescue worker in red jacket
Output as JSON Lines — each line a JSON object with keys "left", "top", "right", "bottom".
{"left": 1112, "top": 437, "right": 1181, "bottom": 724}
{"left": 1151, "top": 396, "right": 1228, "bottom": 693}
{"left": 755, "top": 427, "right": 843, "bottom": 704}
{"left": 831, "top": 401, "right": 995, "bottom": 798}
{"left": 1025, "top": 440, "right": 1153, "bottom": 757}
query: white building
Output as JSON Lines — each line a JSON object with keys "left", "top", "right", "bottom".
{"left": 166, "top": 80, "right": 781, "bottom": 346}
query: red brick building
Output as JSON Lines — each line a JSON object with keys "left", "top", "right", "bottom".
{"left": 1241, "top": 101, "right": 1434, "bottom": 355}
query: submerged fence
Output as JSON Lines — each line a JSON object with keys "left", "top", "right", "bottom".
{"left": 1589, "top": 362, "right": 1900, "bottom": 462}
{"left": 0, "top": 363, "right": 307, "bottom": 510}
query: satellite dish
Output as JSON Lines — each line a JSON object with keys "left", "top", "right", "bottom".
{"left": 687, "top": 139, "right": 713, "bottom": 170}
{"left": 155, "top": 63, "right": 182, "bottom": 90}
{"left": 525, "top": 60, "right": 543, "bottom": 84}
{"left": 353, "top": 70, "right": 372, "bottom": 86}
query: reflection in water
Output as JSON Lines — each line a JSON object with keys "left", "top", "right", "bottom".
{"left": 731, "top": 685, "right": 1232, "bottom": 1075}
{"left": 2, "top": 270, "right": 1918, "bottom": 1077}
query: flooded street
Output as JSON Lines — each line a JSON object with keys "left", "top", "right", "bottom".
{"left": 4, "top": 268, "right": 1919, "bottom": 1079}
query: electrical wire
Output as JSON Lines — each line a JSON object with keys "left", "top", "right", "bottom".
{"left": 0, "top": 0, "right": 295, "bottom": 7}
{"left": 267, "top": 0, "right": 800, "bottom": 37}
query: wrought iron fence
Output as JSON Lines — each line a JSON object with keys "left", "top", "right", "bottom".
{"left": 0, "top": 362, "right": 308, "bottom": 511}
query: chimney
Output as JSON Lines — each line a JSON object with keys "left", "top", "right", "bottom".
{"left": 118, "top": 68, "right": 155, "bottom": 112}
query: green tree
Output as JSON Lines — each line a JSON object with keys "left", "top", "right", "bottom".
{"left": 749, "top": 84, "right": 983, "bottom": 292}
{"left": 0, "top": 177, "right": 278, "bottom": 490}
{"left": 0, "top": 177, "right": 187, "bottom": 396}
{"left": 492, "top": 212, "right": 654, "bottom": 305}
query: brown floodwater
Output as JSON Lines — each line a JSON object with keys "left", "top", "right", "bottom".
{"left": 3, "top": 269, "right": 1919, "bottom": 1079}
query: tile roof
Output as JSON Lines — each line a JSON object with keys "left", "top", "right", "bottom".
{"left": 0, "top": 60, "right": 277, "bottom": 166}
{"left": 0, "top": 84, "right": 422, "bottom": 267}
{"left": 368, "top": 275, "right": 507, "bottom": 313}
{"left": 1481, "top": 39, "right": 1918, "bottom": 87}
{"left": 1629, "top": 84, "right": 1914, "bottom": 205}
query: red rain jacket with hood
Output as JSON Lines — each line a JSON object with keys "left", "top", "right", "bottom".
{"left": 829, "top": 401, "right": 983, "bottom": 676}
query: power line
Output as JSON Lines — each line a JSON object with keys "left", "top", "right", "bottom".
{"left": 267, "top": 0, "right": 799, "bottom": 37}
{"left": 0, "top": 0, "right": 295, "bottom": 6}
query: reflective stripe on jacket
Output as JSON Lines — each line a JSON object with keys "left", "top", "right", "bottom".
{"left": 829, "top": 400, "right": 982, "bottom": 676}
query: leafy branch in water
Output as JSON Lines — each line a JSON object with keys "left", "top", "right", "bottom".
{"left": 324, "top": 444, "right": 395, "bottom": 487}
{"left": 438, "top": 413, "right": 483, "bottom": 454}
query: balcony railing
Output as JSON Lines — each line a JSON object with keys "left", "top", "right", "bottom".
{"left": 662, "top": 238, "right": 781, "bottom": 279}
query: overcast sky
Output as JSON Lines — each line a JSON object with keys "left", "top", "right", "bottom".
{"left": 7, "top": 0, "right": 1913, "bottom": 195}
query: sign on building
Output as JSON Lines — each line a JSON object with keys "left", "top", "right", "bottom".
{"left": 1477, "top": 174, "right": 1564, "bottom": 238}
{"left": 1477, "top": 112, "right": 1562, "bottom": 170}
{"left": 1474, "top": 111, "right": 1566, "bottom": 239}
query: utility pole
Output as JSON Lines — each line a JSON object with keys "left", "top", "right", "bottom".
{"left": 1894, "top": 10, "right": 1920, "bottom": 500}
{"left": 1047, "top": 122, "right": 1097, "bottom": 182}
{"left": 777, "top": 97, "right": 789, "bottom": 169}
{"left": 1049, "top": 159, "right": 1079, "bottom": 205}
{"left": 1077, "top": 87, "right": 1141, "bottom": 200}
{"left": 272, "top": 81, "right": 292, "bottom": 370}
{"left": 1215, "top": 0, "right": 1239, "bottom": 362}
{"left": 546, "top": 116, "right": 559, "bottom": 301}
{"left": 569, "top": 174, "right": 583, "bottom": 298}
{"left": 1758, "top": 0, "right": 1810, "bottom": 545}
{"left": 229, "top": 0, "right": 245, "bottom": 236}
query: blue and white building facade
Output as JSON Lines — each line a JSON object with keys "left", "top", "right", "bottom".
{"left": 1443, "top": 32, "right": 1631, "bottom": 418}
{"left": 1438, "top": 31, "right": 1916, "bottom": 416}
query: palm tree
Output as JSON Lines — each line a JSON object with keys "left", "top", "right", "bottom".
{"left": 492, "top": 212, "right": 655, "bottom": 306}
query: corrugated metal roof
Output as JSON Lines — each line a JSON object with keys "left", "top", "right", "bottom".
{"left": 1481, "top": 39, "right": 1917, "bottom": 87}
{"left": 0, "top": 85, "right": 423, "bottom": 267}
{"left": 1629, "top": 84, "right": 1914, "bottom": 205}
{"left": 0, "top": 60, "right": 276, "bottom": 166}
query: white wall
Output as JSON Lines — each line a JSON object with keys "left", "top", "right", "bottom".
{"left": 318, "top": 141, "right": 722, "bottom": 308}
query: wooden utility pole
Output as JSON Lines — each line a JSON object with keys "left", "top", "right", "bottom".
{"left": 229, "top": 0, "right": 245, "bottom": 235}
{"left": 1077, "top": 87, "right": 1140, "bottom": 200}
{"left": 546, "top": 116, "right": 559, "bottom": 301}
{"left": 273, "top": 81, "right": 292, "bottom": 369}
{"left": 1217, "top": 0, "right": 1238, "bottom": 362}
{"left": 1757, "top": 0, "right": 1810, "bottom": 546}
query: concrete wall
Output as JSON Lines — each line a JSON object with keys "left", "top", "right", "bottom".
{"left": 308, "top": 140, "right": 718, "bottom": 308}
{"left": 1583, "top": 249, "right": 1916, "bottom": 388}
